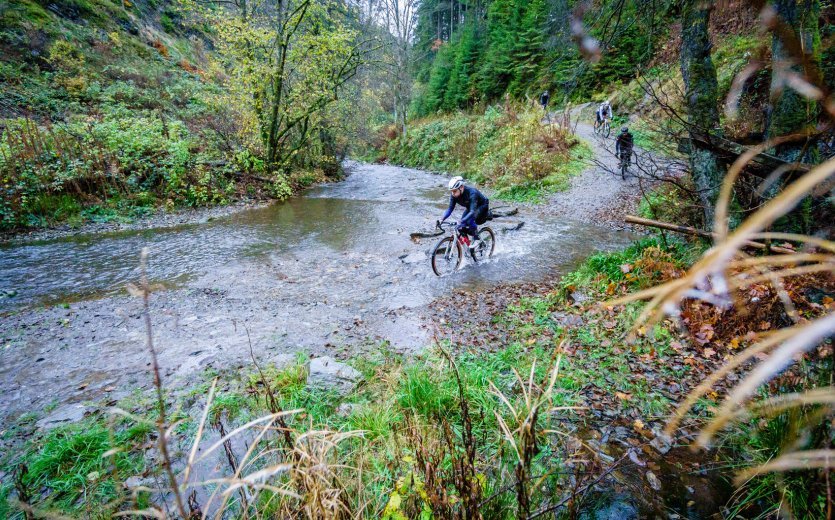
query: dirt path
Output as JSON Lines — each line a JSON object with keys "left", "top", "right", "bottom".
{"left": 540, "top": 107, "right": 678, "bottom": 230}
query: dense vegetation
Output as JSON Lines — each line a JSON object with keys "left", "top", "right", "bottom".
{"left": 410, "top": 0, "right": 674, "bottom": 115}
{"left": 383, "top": 105, "right": 591, "bottom": 201}
{"left": 0, "top": 0, "right": 383, "bottom": 230}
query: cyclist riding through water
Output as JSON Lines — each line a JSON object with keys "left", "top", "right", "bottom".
{"left": 440, "top": 176, "right": 490, "bottom": 250}
{"left": 596, "top": 100, "right": 612, "bottom": 127}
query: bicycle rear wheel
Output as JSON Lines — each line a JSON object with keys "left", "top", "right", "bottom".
{"left": 472, "top": 227, "right": 495, "bottom": 263}
{"left": 431, "top": 236, "right": 462, "bottom": 276}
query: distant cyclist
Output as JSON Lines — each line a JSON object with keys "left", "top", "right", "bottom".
{"left": 539, "top": 90, "right": 550, "bottom": 111}
{"left": 440, "top": 176, "right": 490, "bottom": 250}
{"left": 595, "top": 100, "right": 612, "bottom": 128}
{"left": 615, "top": 126, "right": 634, "bottom": 166}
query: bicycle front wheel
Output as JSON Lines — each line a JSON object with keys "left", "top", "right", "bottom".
{"left": 603, "top": 122, "right": 611, "bottom": 138}
{"left": 473, "top": 227, "right": 495, "bottom": 262}
{"left": 431, "top": 236, "right": 462, "bottom": 276}
{"left": 620, "top": 156, "right": 629, "bottom": 179}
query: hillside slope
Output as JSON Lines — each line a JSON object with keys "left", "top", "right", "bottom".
{"left": 0, "top": 0, "right": 317, "bottom": 231}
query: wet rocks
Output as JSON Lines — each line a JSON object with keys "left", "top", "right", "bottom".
{"left": 568, "top": 290, "right": 590, "bottom": 305}
{"left": 579, "top": 494, "right": 639, "bottom": 520}
{"left": 124, "top": 475, "right": 155, "bottom": 490}
{"left": 306, "top": 356, "right": 361, "bottom": 395}
{"left": 499, "top": 222, "right": 525, "bottom": 232}
{"left": 550, "top": 311, "right": 585, "bottom": 328}
{"left": 649, "top": 429, "right": 673, "bottom": 454}
{"left": 36, "top": 403, "right": 92, "bottom": 430}
{"left": 645, "top": 470, "right": 662, "bottom": 491}
{"left": 336, "top": 403, "right": 361, "bottom": 416}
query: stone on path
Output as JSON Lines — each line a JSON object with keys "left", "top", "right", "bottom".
{"left": 306, "top": 356, "right": 361, "bottom": 395}
{"left": 645, "top": 470, "right": 662, "bottom": 491}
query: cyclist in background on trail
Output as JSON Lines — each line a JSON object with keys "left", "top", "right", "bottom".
{"left": 540, "top": 90, "right": 550, "bottom": 111}
{"left": 440, "top": 176, "right": 490, "bottom": 251}
{"left": 596, "top": 100, "right": 612, "bottom": 128}
{"left": 615, "top": 126, "right": 634, "bottom": 167}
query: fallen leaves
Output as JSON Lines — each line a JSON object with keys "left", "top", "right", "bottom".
{"left": 615, "top": 391, "right": 632, "bottom": 401}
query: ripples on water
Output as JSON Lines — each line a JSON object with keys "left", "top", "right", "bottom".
{"left": 0, "top": 163, "right": 635, "bottom": 311}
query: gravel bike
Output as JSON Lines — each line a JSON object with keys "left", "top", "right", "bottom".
{"left": 431, "top": 220, "right": 495, "bottom": 276}
{"left": 594, "top": 117, "right": 611, "bottom": 138}
{"left": 619, "top": 149, "right": 633, "bottom": 179}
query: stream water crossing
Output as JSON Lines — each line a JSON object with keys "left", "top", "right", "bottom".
{"left": 0, "top": 162, "right": 635, "bottom": 424}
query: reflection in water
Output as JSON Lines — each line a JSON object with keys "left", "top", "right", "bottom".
{"left": 0, "top": 163, "right": 635, "bottom": 311}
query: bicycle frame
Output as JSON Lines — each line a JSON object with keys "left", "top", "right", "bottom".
{"left": 594, "top": 116, "right": 611, "bottom": 134}
{"left": 437, "top": 221, "right": 469, "bottom": 257}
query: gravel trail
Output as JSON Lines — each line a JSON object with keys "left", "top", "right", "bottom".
{"left": 542, "top": 120, "right": 643, "bottom": 228}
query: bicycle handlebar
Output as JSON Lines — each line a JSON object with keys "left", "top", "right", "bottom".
{"left": 437, "top": 220, "right": 458, "bottom": 230}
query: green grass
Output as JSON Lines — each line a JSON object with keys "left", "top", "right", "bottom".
{"left": 494, "top": 140, "right": 592, "bottom": 202}
{"left": 11, "top": 422, "right": 148, "bottom": 515}
{"left": 384, "top": 106, "right": 588, "bottom": 203}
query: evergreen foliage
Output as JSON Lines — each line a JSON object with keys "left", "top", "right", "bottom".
{"left": 411, "top": 0, "right": 675, "bottom": 115}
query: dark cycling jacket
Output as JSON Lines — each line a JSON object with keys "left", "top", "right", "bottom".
{"left": 616, "top": 133, "right": 634, "bottom": 155}
{"left": 442, "top": 185, "right": 489, "bottom": 223}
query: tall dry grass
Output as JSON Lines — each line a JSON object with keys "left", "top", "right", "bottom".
{"left": 606, "top": 5, "right": 835, "bottom": 509}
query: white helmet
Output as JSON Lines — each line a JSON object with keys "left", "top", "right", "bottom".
{"left": 448, "top": 176, "right": 464, "bottom": 191}
{"left": 603, "top": 100, "right": 610, "bottom": 106}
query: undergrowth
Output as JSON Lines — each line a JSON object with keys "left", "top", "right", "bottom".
{"left": 0, "top": 0, "right": 331, "bottom": 232}
{"left": 383, "top": 105, "right": 591, "bottom": 202}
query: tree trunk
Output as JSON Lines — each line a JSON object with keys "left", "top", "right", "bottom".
{"left": 765, "top": 0, "right": 820, "bottom": 233}
{"left": 680, "top": 0, "right": 723, "bottom": 228}
{"left": 767, "top": 0, "right": 804, "bottom": 159}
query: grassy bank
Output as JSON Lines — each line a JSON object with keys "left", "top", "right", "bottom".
{"left": 0, "top": 238, "right": 692, "bottom": 518}
{"left": 382, "top": 105, "right": 592, "bottom": 203}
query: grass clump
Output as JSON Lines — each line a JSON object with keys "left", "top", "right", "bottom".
{"left": 10, "top": 421, "right": 148, "bottom": 515}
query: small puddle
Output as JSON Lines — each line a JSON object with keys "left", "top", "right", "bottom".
{"left": 574, "top": 426, "right": 732, "bottom": 519}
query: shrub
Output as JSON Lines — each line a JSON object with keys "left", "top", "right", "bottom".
{"left": 385, "top": 105, "right": 582, "bottom": 201}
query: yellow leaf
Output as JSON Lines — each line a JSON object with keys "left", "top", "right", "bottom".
{"left": 615, "top": 391, "right": 632, "bottom": 401}
{"left": 383, "top": 491, "right": 402, "bottom": 515}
